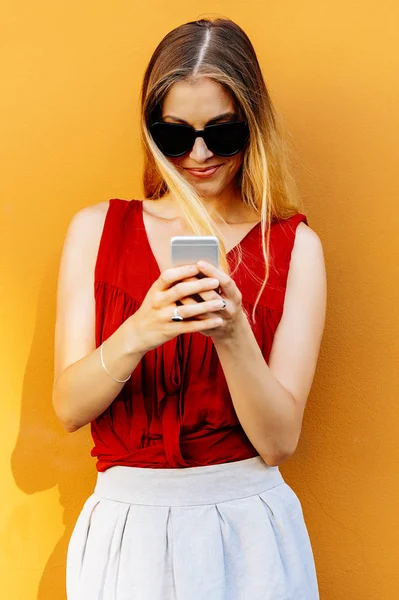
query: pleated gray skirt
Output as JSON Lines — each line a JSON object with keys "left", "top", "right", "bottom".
{"left": 66, "top": 456, "right": 319, "bottom": 600}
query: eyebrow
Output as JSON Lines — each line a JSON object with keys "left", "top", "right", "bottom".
{"left": 162, "top": 112, "right": 238, "bottom": 126}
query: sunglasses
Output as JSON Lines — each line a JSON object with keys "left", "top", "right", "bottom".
{"left": 149, "top": 120, "right": 249, "bottom": 157}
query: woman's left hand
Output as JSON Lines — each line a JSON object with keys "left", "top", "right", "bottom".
{"left": 193, "top": 260, "right": 245, "bottom": 340}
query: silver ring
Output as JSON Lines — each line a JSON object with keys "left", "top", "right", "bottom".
{"left": 171, "top": 306, "right": 184, "bottom": 322}
{"left": 220, "top": 299, "right": 227, "bottom": 310}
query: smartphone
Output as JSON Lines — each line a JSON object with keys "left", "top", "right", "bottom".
{"left": 171, "top": 236, "right": 220, "bottom": 303}
{"left": 170, "top": 236, "right": 220, "bottom": 269}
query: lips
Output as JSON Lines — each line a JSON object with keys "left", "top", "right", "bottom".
{"left": 184, "top": 165, "right": 221, "bottom": 179}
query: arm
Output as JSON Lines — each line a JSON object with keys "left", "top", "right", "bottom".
{"left": 199, "top": 223, "right": 327, "bottom": 466}
{"left": 52, "top": 203, "right": 144, "bottom": 432}
{"left": 53, "top": 204, "right": 224, "bottom": 432}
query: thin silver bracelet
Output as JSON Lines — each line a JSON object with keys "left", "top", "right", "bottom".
{"left": 100, "top": 342, "right": 131, "bottom": 383}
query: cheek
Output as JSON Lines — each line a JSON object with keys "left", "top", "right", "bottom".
{"left": 225, "top": 154, "right": 244, "bottom": 177}
{"left": 169, "top": 157, "right": 183, "bottom": 169}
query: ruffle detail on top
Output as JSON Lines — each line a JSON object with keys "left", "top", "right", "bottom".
{"left": 92, "top": 282, "right": 144, "bottom": 461}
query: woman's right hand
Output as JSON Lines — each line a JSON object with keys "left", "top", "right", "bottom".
{"left": 127, "top": 264, "right": 225, "bottom": 353}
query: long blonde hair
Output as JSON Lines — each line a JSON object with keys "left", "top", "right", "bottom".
{"left": 140, "top": 18, "right": 303, "bottom": 316}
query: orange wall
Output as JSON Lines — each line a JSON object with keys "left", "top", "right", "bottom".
{"left": 1, "top": 2, "right": 398, "bottom": 598}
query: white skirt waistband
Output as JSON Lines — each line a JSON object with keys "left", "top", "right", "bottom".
{"left": 94, "top": 456, "right": 285, "bottom": 506}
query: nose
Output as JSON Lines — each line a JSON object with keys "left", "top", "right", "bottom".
{"left": 188, "top": 136, "right": 214, "bottom": 163}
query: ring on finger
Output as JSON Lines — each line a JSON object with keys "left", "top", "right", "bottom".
{"left": 171, "top": 306, "right": 184, "bottom": 322}
{"left": 220, "top": 299, "right": 227, "bottom": 310}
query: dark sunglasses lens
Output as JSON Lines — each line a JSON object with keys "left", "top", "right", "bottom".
{"left": 149, "top": 123, "right": 194, "bottom": 157}
{"left": 205, "top": 122, "right": 249, "bottom": 156}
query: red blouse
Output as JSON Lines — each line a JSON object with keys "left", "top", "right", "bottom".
{"left": 91, "top": 199, "right": 308, "bottom": 471}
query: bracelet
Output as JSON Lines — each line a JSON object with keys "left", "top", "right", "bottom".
{"left": 100, "top": 342, "right": 131, "bottom": 383}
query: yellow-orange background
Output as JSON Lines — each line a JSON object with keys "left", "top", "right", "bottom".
{"left": 1, "top": 1, "right": 398, "bottom": 598}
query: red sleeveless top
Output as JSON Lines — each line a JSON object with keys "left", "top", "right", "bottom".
{"left": 91, "top": 199, "right": 308, "bottom": 471}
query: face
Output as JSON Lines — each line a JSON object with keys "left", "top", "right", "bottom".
{"left": 161, "top": 77, "right": 244, "bottom": 200}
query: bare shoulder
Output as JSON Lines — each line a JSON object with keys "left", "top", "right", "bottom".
{"left": 61, "top": 201, "right": 110, "bottom": 262}
{"left": 267, "top": 220, "right": 327, "bottom": 418}
{"left": 66, "top": 200, "right": 109, "bottom": 242}
{"left": 288, "top": 221, "right": 326, "bottom": 301}
{"left": 293, "top": 222, "right": 324, "bottom": 257}
{"left": 54, "top": 201, "right": 111, "bottom": 380}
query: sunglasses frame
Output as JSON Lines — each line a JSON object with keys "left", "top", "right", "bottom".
{"left": 149, "top": 120, "right": 249, "bottom": 157}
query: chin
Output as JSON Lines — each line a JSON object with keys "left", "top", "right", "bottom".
{"left": 187, "top": 176, "right": 225, "bottom": 193}
{"left": 192, "top": 184, "right": 223, "bottom": 199}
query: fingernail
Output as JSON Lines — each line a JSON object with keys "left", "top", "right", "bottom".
{"left": 214, "top": 300, "right": 225, "bottom": 308}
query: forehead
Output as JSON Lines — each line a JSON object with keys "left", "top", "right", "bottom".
{"left": 162, "top": 77, "right": 235, "bottom": 127}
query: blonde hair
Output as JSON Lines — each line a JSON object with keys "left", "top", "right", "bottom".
{"left": 140, "top": 18, "right": 303, "bottom": 317}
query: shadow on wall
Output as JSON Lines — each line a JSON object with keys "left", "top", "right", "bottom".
{"left": 11, "top": 255, "right": 96, "bottom": 600}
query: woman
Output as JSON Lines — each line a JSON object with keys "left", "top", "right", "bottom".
{"left": 53, "top": 17, "right": 326, "bottom": 600}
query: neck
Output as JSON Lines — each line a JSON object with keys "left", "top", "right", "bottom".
{"left": 198, "top": 184, "right": 242, "bottom": 222}
{"left": 162, "top": 182, "right": 257, "bottom": 224}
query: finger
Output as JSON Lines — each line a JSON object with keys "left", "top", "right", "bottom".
{"left": 191, "top": 311, "right": 220, "bottom": 321}
{"left": 163, "top": 277, "right": 220, "bottom": 306}
{"left": 156, "top": 264, "right": 200, "bottom": 291}
{"left": 193, "top": 300, "right": 227, "bottom": 321}
{"left": 178, "top": 289, "right": 223, "bottom": 305}
{"left": 197, "top": 261, "right": 236, "bottom": 297}
{"left": 172, "top": 298, "right": 226, "bottom": 320}
{"left": 180, "top": 276, "right": 222, "bottom": 303}
{"left": 196, "top": 261, "right": 225, "bottom": 279}
{"left": 179, "top": 316, "right": 223, "bottom": 334}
